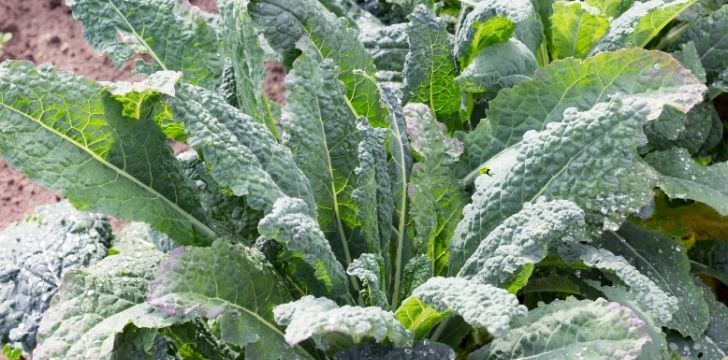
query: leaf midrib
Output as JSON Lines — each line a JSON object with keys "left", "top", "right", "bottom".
{"left": 0, "top": 100, "right": 215, "bottom": 242}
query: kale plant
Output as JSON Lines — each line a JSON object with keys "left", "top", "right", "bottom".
{"left": 0, "top": 0, "right": 727, "bottom": 358}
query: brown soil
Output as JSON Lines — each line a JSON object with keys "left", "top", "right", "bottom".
{"left": 0, "top": 0, "right": 288, "bottom": 230}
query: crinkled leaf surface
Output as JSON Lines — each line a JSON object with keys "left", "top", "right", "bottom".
{"left": 409, "top": 277, "right": 527, "bottom": 336}
{"left": 112, "top": 221, "right": 177, "bottom": 253}
{"left": 645, "top": 102, "right": 723, "bottom": 156}
{"left": 34, "top": 251, "right": 173, "bottom": 359}
{"left": 585, "top": 0, "right": 635, "bottom": 17}
{"left": 171, "top": 84, "right": 316, "bottom": 215}
{"left": 0, "top": 202, "right": 112, "bottom": 351}
{"left": 672, "top": 41, "right": 708, "bottom": 84}
{"left": 259, "top": 197, "right": 350, "bottom": 301}
{"left": 458, "top": 200, "right": 587, "bottom": 289}
{"left": 0, "top": 61, "right": 213, "bottom": 245}
{"left": 148, "top": 240, "right": 312, "bottom": 359}
{"left": 471, "top": 298, "right": 651, "bottom": 360}
{"left": 455, "top": 39, "right": 536, "bottom": 94}
{"left": 591, "top": 0, "right": 696, "bottom": 54}
{"left": 598, "top": 223, "right": 710, "bottom": 338}
{"left": 646, "top": 148, "right": 728, "bottom": 216}
{"left": 402, "top": 6, "right": 460, "bottom": 125}
{"left": 550, "top": 1, "right": 609, "bottom": 59}
{"left": 405, "top": 103, "right": 466, "bottom": 276}
{"left": 273, "top": 296, "right": 412, "bottom": 350}
{"left": 557, "top": 242, "right": 678, "bottom": 327}
{"left": 360, "top": 23, "right": 409, "bottom": 73}
{"left": 280, "top": 42, "right": 360, "bottom": 264}
{"left": 454, "top": 0, "right": 543, "bottom": 60}
{"left": 68, "top": 0, "right": 222, "bottom": 89}
{"left": 347, "top": 253, "right": 388, "bottom": 308}
{"left": 675, "top": 4, "right": 728, "bottom": 84}
{"left": 451, "top": 95, "right": 703, "bottom": 272}
{"left": 249, "top": 0, "right": 387, "bottom": 125}
{"left": 333, "top": 341, "right": 455, "bottom": 360}
{"left": 463, "top": 49, "right": 706, "bottom": 175}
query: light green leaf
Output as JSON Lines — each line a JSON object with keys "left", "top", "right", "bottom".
{"left": 404, "top": 103, "right": 467, "bottom": 276}
{"left": 249, "top": 0, "right": 387, "bottom": 125}
{"left": 68, "top": 0, "right": 222, "bottom": 89}
{"left": 148, "top": 240, "right": 313, "bottom": 359}
{"left": 584, "top": 0, "right": 635, "bottom": 17}
{"left": 676, "top": 4, "right": 728, "bottom": 85}
{"left": 0, "top": 61, "right": 213, "bottom": 245}
{"left": 455, "top": 38, "right": 536, "bottom": 94}
{"left": 274, "top": 296, "right": 412, "bottom": 350}
{"left": 259, "top": 197, "right": 350, "bottom": 302}
{"left": 646, "top": 148, "right": 728, "bottom": 215}
{"left": 463, "top": 49, "right": 706, "bottom": 179}
{"left": 34, "top": 252, "right": 175, "bottom": 359}
{"left": 347, "top": 253, "right": 388, "bottom": 308}
{"left": 352, "top": 120, "right": 393, "bottom": 263}
{"left": 409, "top": 277, "right": 527, "bottom": 336}
{"left": 550, "top": 1, "right": 609, "bottom": 60}
{"left": 557, "top": 242, "right": 678, "bottom": 327}
{"left": 591, "top": 0, "right": 696, "bottom": 54}
{"left": 217, "top": 0, "right": 275, "bottom": 134}
{"left": 402, "top": 6, "right": 460, "bottom": 125}
{"left": 280, "top": 41, "right": 360, "bottom": 265}
{"left": 472, "top": 298, "right": 651, "bottom": 360}
{"left": 454, "top": 0, "right": 543, "bottom": 62}
{"left": 598, "top": 223, "right": 710, "bottom": 338}
{"left": 394, "top": 297, "right": 449, "bottom": 340}
{"left": 451, "top": 95, "right": 705, "bottom": 271}
{"left": 171, "top": 84, "right": 316, "bottom": 215}
{"left": 667, "top": 282, "right": 728, "bottom": 360}
{"left": 458, "top": 200, "right": 588, "bottom": 290}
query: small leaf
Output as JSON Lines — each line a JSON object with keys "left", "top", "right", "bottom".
{"left": 455, "top": 39, "right": 536, "bottom": 94}
{"left": 394, "top": 297, "right": 449, "bottom": 339}
{"left": 347, "top": 253, "right": 388, "bottom": 308}
{"left": 550, "top": 1, "right": 609, "bottom": 59}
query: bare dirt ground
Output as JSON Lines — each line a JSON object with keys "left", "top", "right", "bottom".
{"left": 0, "top": 0, "right": 285, "bottom": 229}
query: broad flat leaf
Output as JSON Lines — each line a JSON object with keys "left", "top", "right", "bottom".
{"left": 347, "top": 253, "right": 388, "bottom": 308}
{"left": 273, "top": 296, "right": 412, "bottom": 350}
{"left": 462, "top": 49, "right": 705, "bottom": 179}
{"left": 148, "top": 240, "right": 313, "bottom": 359}
{"left": 249, "top": 0, "right": 387, "bottom": 125}
{"left": 0, "top": 61, "right": 213, "bottom": 245}
{"left": 402, "top": 6, "right": 460, "bottom": 125}
{"left": 455, "top": 39, "right": 536, "bottom": 94}
{"left": 557, "top": 242, "right": 678, "bottom": 327}
{"left": 646, "top": 148, "right": 728, "bottom": 215}
{"left": 360, "top": 23, "right": 409, "bottom": 73}
{"left": 454, "top": 0, "right": 543, "bottom": 61}
{"left": 591, "top": 0, "right": 696, "bottom": 54}
{"left": 409, "top": 277, "right": 527, "bottom": 336}
{"left": 333, "top": 341, "right": 455, "bottom": 360}
{"left": 68, "top": 0, "right": 222, "bottom": 89}
{"left": 550, "top": 1, "right": 609, "bottom": 60}
{"left": 394, "top": 297, "right": 448, "bottom": 339}
{"left": 471, "top": 298, "right": 651, "bottom": 360}
{"left": 450, "top": 94, "right": 705, "bottom": 271}
{"left": 0, "top": 202, "right": 111, "bottom": 351}
{"left": 217, "top": 0, "right": 274, "bottom": 132}
{"left": 171, "top": 84, "right": 316, "bottom": 215}
{"left": 689, "top": 240, "right": 728, "bottom": 285}
{"left": 258, "top": 197, "right": 350, "bottom": 302}
{"left": 585, "top": 0, "right": 635, "bottom": 17}
{"left": 675, "top": 4, "right": 728, "bottom": 84}
{"left": 280, "top": 42, "right": 360, "bottom": 264}
{"left": 667, "top": 282, "right": 728, "bottom": 359}
{"left": 598, "top": 223, "right": 710, "bottom": 338}
{"left": 352, "top": 120, "right": 393, "bottom": 262}
{"left": 458, "top": 200, "right": 587, "bottom": 290}
{"left": 404, "top": 103, "right": 467, "bottom": 276}
{"left": 34, "top": 252, "right": 174, "bottom": 359}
